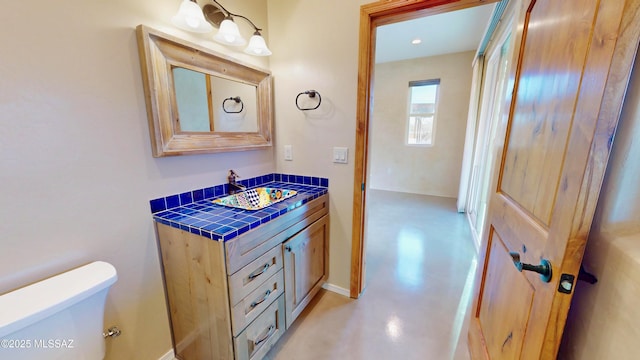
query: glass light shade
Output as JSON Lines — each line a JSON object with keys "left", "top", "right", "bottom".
{"left": 244, "top": 34, "right": 272, "bottom": 56}
{"left": 172, "top": 0, "right": 213, "bottom": 33}
{"left": 214, "top": 18, "right": 246, "bottom": 46}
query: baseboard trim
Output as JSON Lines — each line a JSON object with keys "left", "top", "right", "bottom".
{"left": 322, "top": 282, "right": 350, "bottom": 297}
{"left": 465, "top": 213, "right": 481, "bottom": 254}
{"left": 158, "top": 349, "right": 176, "bottom": 360}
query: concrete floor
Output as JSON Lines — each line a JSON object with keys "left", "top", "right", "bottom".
{"left": 266, "top": 190, "right": 478, "bottom": 360}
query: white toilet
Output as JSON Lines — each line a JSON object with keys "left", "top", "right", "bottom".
{"left": 0, "top": 261, "right": 118, "bottom": 360}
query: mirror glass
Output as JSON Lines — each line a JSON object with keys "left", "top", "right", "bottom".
{"left": 173, "top": 67, "right": 259, "bottom": 133}
{"left": 136, "top": 25, "right": 273, "bottom": 157}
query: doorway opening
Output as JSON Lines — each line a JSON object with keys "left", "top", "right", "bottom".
{"left": 363, "top": 2, "right": 495, "bottom": 333}
{"left": 351, "top": 0, "right": 501, "bottom": 298}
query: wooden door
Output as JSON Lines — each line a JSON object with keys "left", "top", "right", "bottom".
{"left": 283, "top": 215, "right": 329, "bottom": 328}
{"left": 468, "top": 0, "right": 638, "bottom": 358}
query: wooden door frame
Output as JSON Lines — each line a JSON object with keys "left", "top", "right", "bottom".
{"left": 350, "top": 0, "right": 501, "bottom": 298}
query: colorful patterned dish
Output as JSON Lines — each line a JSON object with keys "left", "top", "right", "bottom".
{"left": 212, "top": 187, "right": 297, "bottom": 210}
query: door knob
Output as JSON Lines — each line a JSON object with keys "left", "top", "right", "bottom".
{"left": 509, "top": 252, "right": 552, "bottom": 283}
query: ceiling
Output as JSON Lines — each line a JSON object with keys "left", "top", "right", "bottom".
{"left": 375, "top": 4, "right": 496, "bottom": 64}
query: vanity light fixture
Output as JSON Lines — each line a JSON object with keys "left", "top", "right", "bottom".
{"left": 171, "top": 0, "right": 213, "bottom": 33}
{"left": 215, "top": 14, "right": 246, "bottom": 46}
{"left": 244, "top": 31, "right": 272, "bottom": 56}
{"left": 171, "top": 0, "right": 272, "bottom": 56}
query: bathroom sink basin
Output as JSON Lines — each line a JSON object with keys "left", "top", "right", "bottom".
{"left": 212, "top": 187, "right": 297, "bottom": 211}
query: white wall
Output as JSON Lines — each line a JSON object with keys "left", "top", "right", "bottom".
{"left": 0, "top": 1, "right": 272, "bottom": 359}
{"left": 267, "top": 0, "right": 370, "bottom": 291}
{"left": 370, "top": 52, "right": 474, "bottom": 197}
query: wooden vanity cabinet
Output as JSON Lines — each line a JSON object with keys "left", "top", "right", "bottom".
{"left": 155, "top": 194, "right": 329, "bottom": 360}
{"left": 283, "top": 215, "right": 329, "bottom": 328}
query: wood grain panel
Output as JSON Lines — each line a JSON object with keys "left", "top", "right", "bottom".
{"left": 230, "top": 270, "right": 284, "bottom": 337}
{"left": 228, "top": 245, "right": 282, "bottom": 306}
{"left": 536, "top": 0, "right": 635, "bottom": 355}
{"left": 478, "top": 230, "right": 534, "bottom": 359}
{"left": 225, "top": 194, "right": 329, "bottom": 275}
{"left": 283, "top": 215, "right": 329, "bottom": 328}
{"left": 499, "top": 0, "right": 598, "bottom": 226}
{"left": 234, "top": 295, "right": 286, "bottom": 360}
{"left": 469, "top": 0, "right": 637, "bottom": 358}
{"left": 156, "top": 223, "right": 233, "bottom": 360}
{"left": 490, "top": 192, "right": 548, "bottom": 278}
{"left": 572, "top": 0, "right": 640, "bottom": 241}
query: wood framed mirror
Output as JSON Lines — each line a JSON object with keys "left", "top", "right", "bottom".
{"left": 136, "top": 25, "right": 273, "bottom": 157}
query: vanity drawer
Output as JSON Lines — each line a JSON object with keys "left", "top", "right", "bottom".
{"left": 228, "top": 245, "right": 282, "bottom": 306}
{"left": 234, "top": 294, "right": 286, "bottom": 360}
{"left": 231, "top": 270, "right": 284, "bottom": 337}
{"left": 225, "top": 194, "right": 329, "bottom": 274}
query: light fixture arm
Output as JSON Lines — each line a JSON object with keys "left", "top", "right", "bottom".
{"left": 210, "top": 0, "right": 262, "bottom": 32}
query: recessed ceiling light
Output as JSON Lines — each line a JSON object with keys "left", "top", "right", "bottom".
{"left": 411, "top": 38, "right": 422, "bottom": 45}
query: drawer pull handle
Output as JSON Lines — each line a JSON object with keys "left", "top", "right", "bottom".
{"left": 248, "top": 263, "right": 270, "bottom": 280}
{"left": 250, "top": 289, "right": 272, "bottom": 309}
{"left": 254, "top": 325, "right": 275, "bottom": 347}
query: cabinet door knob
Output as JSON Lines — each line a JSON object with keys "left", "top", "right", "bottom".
{"left": 285, "top": 246, "right": 292, "bottom": 252}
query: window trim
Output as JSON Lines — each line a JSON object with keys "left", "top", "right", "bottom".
{"left": 406, "top": 79, "right": 440, "bottom": 147}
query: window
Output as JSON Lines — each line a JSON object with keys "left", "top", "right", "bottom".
{"left": 407, "top": 79, "right": 439, "bottom": 146}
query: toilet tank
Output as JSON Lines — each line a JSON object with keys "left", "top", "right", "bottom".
{"left": 0, "top": 261, "right": 117, "bottom": 360}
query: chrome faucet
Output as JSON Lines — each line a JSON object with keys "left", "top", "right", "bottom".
{"left": 228, "top": 169, "right": 246, "bottom": 194}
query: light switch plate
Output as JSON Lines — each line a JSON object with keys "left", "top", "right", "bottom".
{"left": 284, "top": 145, "right": 293, "bottom": 161}
{"left": 333, "top": 147, "right": 348, "bottom": 164}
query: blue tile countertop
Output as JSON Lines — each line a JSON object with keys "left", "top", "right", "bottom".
{"left": 150, "top": 173, "right": 328, "bottom": 242}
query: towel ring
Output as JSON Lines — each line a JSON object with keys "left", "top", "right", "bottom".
{"left": 295, "top": 90, "right": 322, "bottom": 111}
{"left": 223, "top": 96, "right": 244, "bottom": 114}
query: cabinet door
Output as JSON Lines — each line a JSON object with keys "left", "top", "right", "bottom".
{"left": 282, "top": 215, "right": 329, "bottom": 328}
